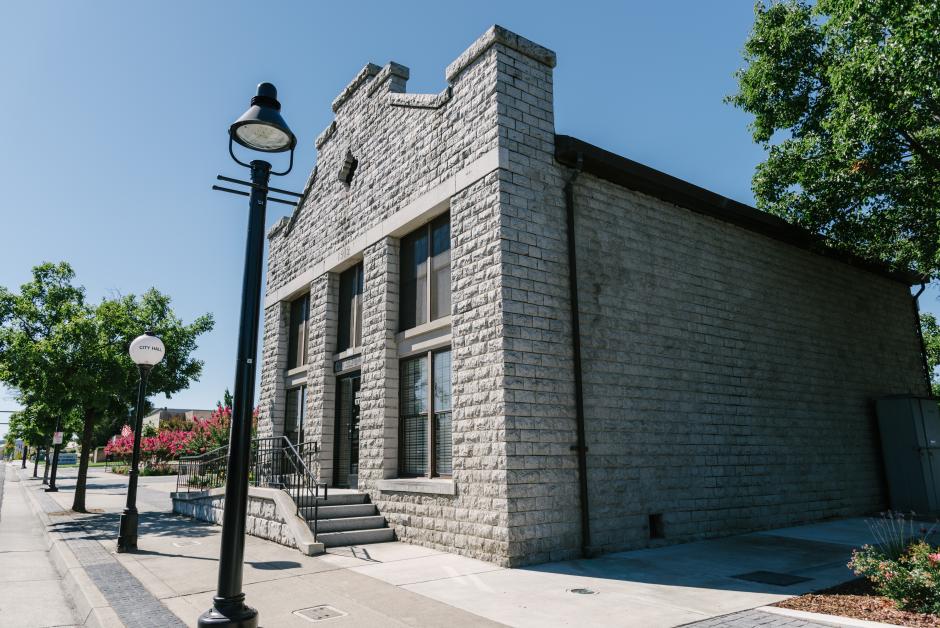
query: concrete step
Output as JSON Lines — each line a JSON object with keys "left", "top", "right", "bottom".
{"left": 313, "top": 515, "right": 387, "bottom": 533}
{"left": 317, "top": 527, "right": 395, "bottom": 547}
{"left": 301, "top": 503, "right": 377, "bottom": 520}
{"left": 295, "top": 492, "right": 369, "bottom": 508}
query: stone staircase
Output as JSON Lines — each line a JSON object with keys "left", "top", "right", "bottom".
{"left": 295, "top": 491, "right": 394, "bottom": 547}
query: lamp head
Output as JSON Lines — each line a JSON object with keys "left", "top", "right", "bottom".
{"left": 229, "top": 82, "right": 296, "bottom": 153}
{"left": 129, "top": 332, "right": 165, "bottom": 368}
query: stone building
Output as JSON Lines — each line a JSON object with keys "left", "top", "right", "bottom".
{"left": 257, "top": 25, "right": 928, "bottom": 567}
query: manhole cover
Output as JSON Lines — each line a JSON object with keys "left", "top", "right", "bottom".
{"left": 732, "top": 570, "right": 812, "bottom": 586}
{"left": 567, "top": 587, "right": 598, "bottom": 595}
{"left": 294, "top": 605, "right": 348, "bottom": 622}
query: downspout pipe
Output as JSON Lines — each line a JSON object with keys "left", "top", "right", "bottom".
{"left": 913, "top": 282, "right": 933, "bottom": 396}
{"left": 563, "top": 153, "right": 591, "bottom": 557}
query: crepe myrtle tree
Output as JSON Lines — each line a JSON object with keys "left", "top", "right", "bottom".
{"left": 728, "top": 0, "right": 940, "bottom": 279}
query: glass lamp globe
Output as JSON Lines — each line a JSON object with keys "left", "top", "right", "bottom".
{"left": 229, "top": 82, "right": 296, "bottom": 153}
{"left": 129, "top": 333, "right": 165, "bottom": 367}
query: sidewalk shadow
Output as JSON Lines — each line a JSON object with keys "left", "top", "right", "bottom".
{"left": 49, "top": 510, "right": 218, "bottom": 541}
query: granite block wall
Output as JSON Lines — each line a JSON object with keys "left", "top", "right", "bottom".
{"left": 572, "top": 172, "right": 928, "bottom": 554}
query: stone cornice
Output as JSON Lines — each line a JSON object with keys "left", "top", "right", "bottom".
{"left": 445, "top": 24, "right": 556, "bottom": 83}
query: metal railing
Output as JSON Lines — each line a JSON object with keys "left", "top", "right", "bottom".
{"left": 176, "top": 445, "right": 229, "bottom": 492}
{"left": 176, "top": 436, "right": 326, "bottom": 538}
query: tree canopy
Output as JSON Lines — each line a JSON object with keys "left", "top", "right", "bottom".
{"left": 729, "top": 0, "right": 940, "bottom": 278}
{"left": 0, "top": 262, "right": 213, "bottom": 510}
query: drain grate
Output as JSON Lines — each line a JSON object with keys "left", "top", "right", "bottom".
{"left": 567, "top": 587, "right": 598, "bottom": 595}
{"left": 294, "top": 605, "right": 348, "bottom": 622}
{"left": 732, "top": 570, "right": 812, "bottom": 586}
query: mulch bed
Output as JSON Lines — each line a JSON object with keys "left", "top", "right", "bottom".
{"left": 774, "top": 578, "right": 940, "bottom": 627}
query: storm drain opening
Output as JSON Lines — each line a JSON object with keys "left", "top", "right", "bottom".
{"left": 648, "top": 513, "right": 665, "bottom": 539}
{"left": 732, "top": 570, "right": 812, "bottom": 587}
{"left": 294, "top": 605, "right": 348, "bottom": 622}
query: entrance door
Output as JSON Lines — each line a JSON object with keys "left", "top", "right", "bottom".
{"left": 334, "top": 372, "right": 361, "bottom": 488}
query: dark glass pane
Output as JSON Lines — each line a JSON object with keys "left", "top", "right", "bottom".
{"left": 430, "top": 214, "right": 451, "bottom": 321}
{"left": 285, "top": 386, "right": 305, "bottom": 445}
{"left": 433, "top": 349, "right": 452, "bottom": 475}
{"left": 287, "top": 295, "right": 309, "bottom": 369}
{"left": 354, "top": 264, "right": 363, "bottom": 347}
{"left": 334, "top": 376, "right": 359, "bottom": 487}
{"left": 400, "top": 228, "right": 428, "bottom": 330}
{"left": 338, "top": 264, "right": 363, "bottom": 352}
{"left": 400, "top": 355, "right": 428, "bottom": 476}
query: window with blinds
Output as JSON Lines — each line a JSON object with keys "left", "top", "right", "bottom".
{"left": 399, "top": 348, "right": 452, "bottom": 477}
{"left": 400, "top": 213, "right": 450, "bottom": 331}
{"left": 287, "top": 293, "right": 309, "bottom": 369}
{"left": 337, "top": 263, "right": 363, "bottom": 352}
{"left": 433, "top": 350, "right": 452, "bottom": 475}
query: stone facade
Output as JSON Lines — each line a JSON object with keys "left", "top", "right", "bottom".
{"left": 573, "top": 171, "right": 926, "bottom": 554}
{"left": 257, "top": 25, "right": 928, "bottom": 566}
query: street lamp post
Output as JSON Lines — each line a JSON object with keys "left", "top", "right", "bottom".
{"left": 198, "top": 82, "right": 296, "bottom": 628}
{"left": 116, "top": 332, "right": 165, "bottom": 553}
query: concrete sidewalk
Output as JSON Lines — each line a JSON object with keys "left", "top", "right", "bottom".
{"left": 0, "top": 464, "right": 80, "bottom": 628}
{"left": 14, "top": 463, "right": 882, "bottom": 627}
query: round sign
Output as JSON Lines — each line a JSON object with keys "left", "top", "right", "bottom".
{"left": 129, "top": 333, "right": 166, "bottom": 367}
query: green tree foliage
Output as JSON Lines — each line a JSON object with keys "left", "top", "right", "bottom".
{"left": 729, "top": 0, "right": 940, "bottom": 277}
{"left": 0, "top": 262, "right": 213, "bottom": 511}
{"left": 921, "top": 312, "right": 940, "bottom": 395}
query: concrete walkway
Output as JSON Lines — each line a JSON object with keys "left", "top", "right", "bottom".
{"left": 12, "top": 463, "right": 882, "bottom": 627}
{"left": 0, "top": 464, "right": 79, "bottom": 628}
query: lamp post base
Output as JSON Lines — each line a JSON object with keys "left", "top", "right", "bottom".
{"left": 116, "top": 509, "right": 138, "bottom": 553}
{"left": 198, "top": 596, "right": 258, "bottom": 628}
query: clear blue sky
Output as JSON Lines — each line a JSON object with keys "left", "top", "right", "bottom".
{"left": 2, "top": 1, "right": 936, "bottom": 435}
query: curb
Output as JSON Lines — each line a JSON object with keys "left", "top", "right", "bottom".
{"left": 758, "top": 605, "right": 902, "bottom": 628}
{"left": 15, "top": 466, "right": 124, "bottom": 628}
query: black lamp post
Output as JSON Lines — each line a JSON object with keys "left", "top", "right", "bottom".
{"left": 198, "top": 82, "right": 296, "bottom": 628}
{"left": 117, "top": 332, "right": 165, "bottom": 552}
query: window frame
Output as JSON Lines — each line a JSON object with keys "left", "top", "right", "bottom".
{"left": 337, "top": 263, "right": 364, "bottom": 353}
{"left": 398, "top": 346, "right": 452, "bottom": 479}
{"left": 399, "top": 212, "right": 450, "bottom": 333}
{"left": 284, "top": 384, "right": 306, "bottom": 445}
{"left": 287, "top": 293, "right": 310, "bottom": 370}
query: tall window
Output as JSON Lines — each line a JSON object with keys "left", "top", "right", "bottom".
{"left": 287, "top": 293, "right": 309, "bottom": 369}
{"left": 337, "top": 263, "right": 363, "bottom": 352}
{"left": 284, "top": 385, "right": 306, "bottom": 445}
{"left": 400, "top": 348, "right": 452, "bottom": 477}
{"left": 400, "top": 213, "right": 450, "bottom": 331}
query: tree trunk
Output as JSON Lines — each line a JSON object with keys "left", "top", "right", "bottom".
{"left": 21, "top": 445, "right": 27, "bottom": 468}
{"left": 71, "top": 408, "right": 96, "bottom": 513}
{"left": 42, "top": 439, "right": 51, "bottom": 484}
{"left": 32, "top": 445, "right": 40, "bottom": 478}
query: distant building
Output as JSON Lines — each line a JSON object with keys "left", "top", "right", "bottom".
{"left": 142, "top": 408, "right": 214, "bottom": 430}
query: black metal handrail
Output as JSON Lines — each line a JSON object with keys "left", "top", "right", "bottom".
{"left": 176, "top": 436, "right": 325, "bottom": 539}
{"left": 176, "top": 445, "right": 229, "bottom": 492}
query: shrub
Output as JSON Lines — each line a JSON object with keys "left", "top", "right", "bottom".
{"left": 850, "top": 540, "right": 940, "bottom": 614}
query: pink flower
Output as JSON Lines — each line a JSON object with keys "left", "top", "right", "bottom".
{"left": 928, "top": 553, "right": 940, "bottom": 566}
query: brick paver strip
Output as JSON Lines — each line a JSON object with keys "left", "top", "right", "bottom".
{"left": 30, "top": 477, "right": 186, "bottom": 628}
{"left": 682, "top": 608, "right": 833, "bottom": 627}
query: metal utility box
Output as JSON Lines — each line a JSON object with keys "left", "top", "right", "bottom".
{"left": 876, "top": 396, "right": 940, "bottom": 514}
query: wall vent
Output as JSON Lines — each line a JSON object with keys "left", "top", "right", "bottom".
{"left": 648, "top": 513, "right": 665, "bottom": 539}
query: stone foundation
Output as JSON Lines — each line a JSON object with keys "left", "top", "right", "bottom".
{"left": 171, "top": 487, "right": 323, "bottom": 555}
